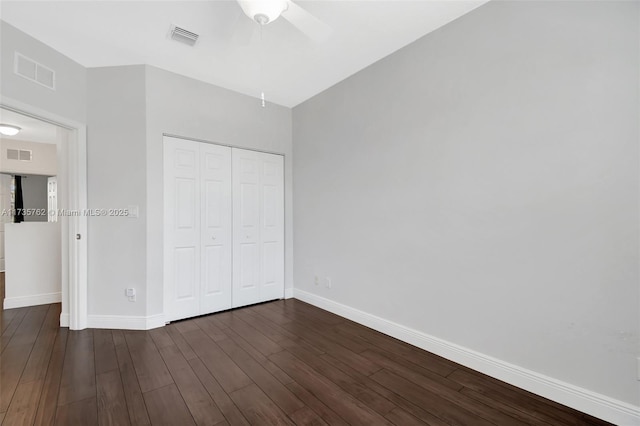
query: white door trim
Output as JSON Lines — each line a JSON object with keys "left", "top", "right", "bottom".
{"left": 1, "top": 97, "right": 88, "bottom": 330}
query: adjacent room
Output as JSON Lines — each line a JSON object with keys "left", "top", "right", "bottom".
{"left": 0, "top": 1, "right": 638, "bottom": 425}
{"left": 0, "top": 108, "right": 63, "bottom": 312}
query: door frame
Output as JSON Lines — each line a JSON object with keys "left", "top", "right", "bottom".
{"left": 1, "top": 97, "right": 88, "bottom": 330}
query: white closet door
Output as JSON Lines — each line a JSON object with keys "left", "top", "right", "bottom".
{"left": 200, "top": 143, "right": 232, "bottom": 314}
{"left": 164, "top": 137, "right": 202, "bottom": 322}
{"left": 232, "top": 149, "right": 284, "bottom": 308}
{"left": 259, "top": 153, "right": 285, "bottom": 302}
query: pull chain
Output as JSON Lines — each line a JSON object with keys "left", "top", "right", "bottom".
{"left": 259, "top": 23, "right": 266, "bottom": 108}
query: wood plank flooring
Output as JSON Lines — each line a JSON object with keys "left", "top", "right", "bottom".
{"left": 0, "top": 297, "right": 612, "bottom": 425}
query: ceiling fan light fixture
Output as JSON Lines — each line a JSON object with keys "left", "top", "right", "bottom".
{"left": 0, "top": 124, "right": 21, "bottom": 136}
{"left": 238, "top": 0, "right": 288, "bottom": 25}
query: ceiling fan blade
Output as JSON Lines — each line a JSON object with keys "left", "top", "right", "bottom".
{"left": 281, "top": 1, "right": 331, "bottom": 42}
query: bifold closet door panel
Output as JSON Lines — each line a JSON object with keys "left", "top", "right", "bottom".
{"left": 232, "top": 149, "right": 260, "bottom": 307}
{"left": 259, "top": 153, "right": 285, "bottom": 302}
{"left": 165, "top": 138, "right": 283, "bottom": 321}
{"left": 232, "top": 148, "right": 284, "bottom": 308}
{"left": 200, "top": 143, "right": 233, "bottom": 314}
{"left": 164, "top": 136, "right": 233, "bottom": 322}
{"left": 164, "top": 137, "right": 202, "bottom": 322}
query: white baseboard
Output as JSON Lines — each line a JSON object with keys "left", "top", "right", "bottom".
{"left": 3, "top": 292, "right": 61, "bottom": 309}
{"left": 60, "top": 313, "right": 69, "bottom": 327}
{"left": 88, "top": 313, "right": 165, "bottom": 330}
{"left": 146, "top": 314, "right": 166, "bottom": 329}
{"left": 293, "top": 289, "right": 640, "bottom": 426}
{"left": 284, "top": 287, "right": 294, "bottom": 299}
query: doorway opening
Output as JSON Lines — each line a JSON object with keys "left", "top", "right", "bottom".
{"left": 0, "top": 103, "right": 87, "bottom": 329}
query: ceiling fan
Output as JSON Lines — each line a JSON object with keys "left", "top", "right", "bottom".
{"left": 235, "top": 0, "right": 332, "bottom": 42}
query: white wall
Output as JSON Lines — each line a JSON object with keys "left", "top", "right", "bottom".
{"left": 1, "top": 20, "right": 86, "bottom": 325}
{"left": 293, "top": 0, "right": 639, "bottom": 415}
{"left": 0, "top": 139, "right": 57, "bottom": 176}
{"left": 85, "top": 64, "right": 293, "bottom": 321}
{"left": 4, "top": 222, "right": 61, "bottom": 308}
{"left": 145, "top": 66, "right": 293, "bottom": 317}
{"left": 87, "top": 65, "right": 147, "bottom": 317}
{"left": 2, "top": 18, "right": 292, "bottom": 327}
{"left": 0, "top": 21, "right": 87, "bottom": 124}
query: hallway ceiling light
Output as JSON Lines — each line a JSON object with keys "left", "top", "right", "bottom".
{"left": 0, "top": 124, "right": 21, "bottom": 136}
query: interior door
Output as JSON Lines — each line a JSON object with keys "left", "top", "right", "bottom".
{"left": 232, "top": 149, "right": 284, "bottom": 308}
{"left": 200, "top": 143, "right": 232, "bottom": 314}
{"left": 164, "top": 137, "right": 201, "bottom": 321}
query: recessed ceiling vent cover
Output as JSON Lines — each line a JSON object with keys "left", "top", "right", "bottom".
{"left": 170, "top": 25, "right": 199, "bottom": 46}
{"left": 14, "top": 53, "right": 56, "bottom": 90}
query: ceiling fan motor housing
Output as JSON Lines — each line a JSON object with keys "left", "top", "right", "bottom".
{"left": 238, "top": 0, "right": 289, "bottom": 25}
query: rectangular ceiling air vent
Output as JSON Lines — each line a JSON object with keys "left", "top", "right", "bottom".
{"left": 14, "top": 53, "right": 56, "bottom": 90}
{"left": 7, "top": 149, "right": 32, "bottom": 162}
{"left": 170, "top": 25, "right": 199, "bottom": 46}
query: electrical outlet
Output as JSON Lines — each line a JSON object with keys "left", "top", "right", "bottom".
{"left": 314, "top": 276, "right": 320, "bottom": 286}
{"left": 325, "top": 277, "right": 332, "bottom": 289}
{"left": 125, "top": 288, "right": 136, "bottom": 302}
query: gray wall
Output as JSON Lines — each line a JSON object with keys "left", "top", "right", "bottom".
{"left": 293, "top": 0, "right": 639, "bottom": 406}
{"left": 2, "top": 22, "right": 293, "bottom": 320}
{"left": 0, "top": 21, "right": 86, "bottom": 124}
{"left": 86, "top": 64, "right": 293, "bottom": 318}
{"left": 87, "top": 66, "right": 147, "bottom": 317}
{"left": 21, "top": 174, "right": 49, "bottom": 222}
{"left": 144, "top": 66, "right": 293, "bottom": 316}
{"left": 1, "top": 20, "right": 86, "bottom": 322}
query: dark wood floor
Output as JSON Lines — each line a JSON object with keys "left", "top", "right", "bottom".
{"left": 0, "top": 297, "right": 611, "bottom": 426}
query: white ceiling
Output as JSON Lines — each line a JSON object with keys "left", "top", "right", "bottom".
{"left": 0, "top": 0, "right": 487, "bottom": 107}
{"left": 0, "top": 108, "right": 60, "bottom": 145}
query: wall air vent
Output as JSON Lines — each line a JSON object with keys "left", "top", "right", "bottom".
{"left": 19, "top": 150, "right": 32, "bottom": 161}
{"left": 7, "top": 149, "right": 19, "bottom": 161}
{"left": 7, "top": 149, "right": 32, "bottom": 162}
{"left": 14, "top": 53, "right": 56, "bottom": 90}
{"left": 170, "top": 25, "right": 199, "bottom": 46}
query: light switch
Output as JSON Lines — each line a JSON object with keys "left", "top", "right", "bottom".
{"left": 128, "top": 205, "right": 139, "bottom": 218}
